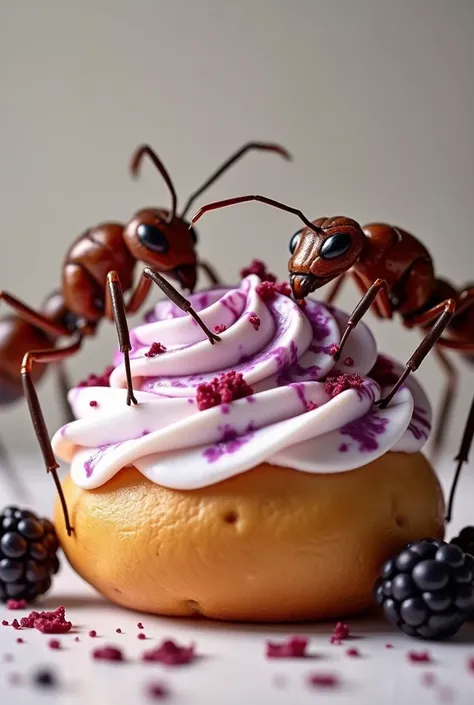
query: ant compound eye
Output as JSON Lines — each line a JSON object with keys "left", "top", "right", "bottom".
{"left": 320, "top": 232, "right": 352, "bottom": 260}
{"left": 137, "top": 223, "right": 169, "bottom": 253}
{"left": 189, "top": 227, "right": 198, "bottom": 245}
{"left": 289, "top": 229, "right": 302, "bottom": 254}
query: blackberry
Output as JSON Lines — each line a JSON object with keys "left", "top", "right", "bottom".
{"left": 0, "top": 506, "right": 60, "bottom": 603}
{"left": 374, "top": 538, "right": 474, "bottom": 639}
{"left": 450, "top": 526, "right": 474, "bottom": 558}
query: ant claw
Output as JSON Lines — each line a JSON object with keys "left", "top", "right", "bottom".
{"left": 126, "top": 392, "right": 138, "bottom": 406}
{"left": 209, "top": 333, "right": 221, "bottom": 345}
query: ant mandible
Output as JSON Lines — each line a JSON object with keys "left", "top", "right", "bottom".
{"left": 0, "top": 144, "right": 290, "bottom": 535}
{"left": 192, "top": 194, "right": 474, "bottom": 523}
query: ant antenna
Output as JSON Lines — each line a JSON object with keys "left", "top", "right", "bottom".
{"left": 191, "top": 194, "right": 324, "bottom": 235}
{"left": 130, "top": 145, "right": 178, "bottom": 222}
{"left": 180, "top": 142, "right": 291, "bottom": 219}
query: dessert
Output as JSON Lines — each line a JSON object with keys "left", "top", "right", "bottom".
{"left": 51, "top": 274, "right": 444, "bottom": 621}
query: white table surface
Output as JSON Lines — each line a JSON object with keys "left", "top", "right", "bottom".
{"left": 1, "top": 453, "right": 473, "bottom": 705}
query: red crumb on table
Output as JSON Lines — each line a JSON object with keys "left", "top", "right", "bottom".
{"left": 215, "top": 324, "right": 227, "bottom": 334}
{"left": 20, "top": 607, "right": 72, "bottom": 634}
{"left": 346, "top": 648, "right": 360, "bottom": 658}
{"left": 407, "top": 650, "right": 431, "bottom": 663}
{"left": 2, "top": 620, "right": 8, "bottom": 626}
{"left": 196, "top": 371, "right": 254, "bottom": 411}
{"left": 306, "top": 401, "right": 317, "bottom": 411}
{"left": 16, "top": 637, "right": 24, "bottom": 643}
{"left": 12, "top": 619, "right": 20, "bottom": 629}
{"left": 48, "top": 639, "right": 61, "bottom": 650}
{"left": 307, "top": 673, "right": 340, "bottom": 689}
{"left": 145, "top": 342, "right": 167, "bottom": 358}
{"left": 92, "top": 646, "right": 125, "bottom": 662}
{"left": 74, "top": 637, "right": 80, "bottom": 642}
{"left": 138, "top": 633, "right": 147, "bottom": 640}
{"left": 249, "top": 313, "right": 261, "bottom": 331}
{"left": 116, "top": 628, "right": 122, "bottom": 634}
{"left": 240, "top": 259, "right": 277, "bottom": 283}
{"left": 330, "top": 622, "right": 351, "bottom": 645}
{"left": 468, "top": 657, "right": 474, "bottom": 673}
{"left": 137, "top": 622, "right": 144, "bottom": 629}
{"left": 266, "top": 636, "right": 308, "bottom": 659}
{"left": 89, "top": 400, "right": 98, "bottom": 407}
{"left": 325, "top": 374, "right": 364, "bottom": 399}
{"left": 141, "top": 639, "right": 195, "bottom": 666}
{"left": 88, "top": 630, "right": 97, "bottom": 638}
{"left": 6, "top": 599, "right": 26, "bottom": 610}
{"left": 147, "top": 682, "right": 170, "bottom": 700}
{"left": 78, "top": 365, "right": 114, "bottom": 388}
{"left": 385, "top": 643, "right": 393, "bottom": 649}
{"left": 421, "top": 672, "right": 437, "bottom": 687}
{"left": 344, "top": 356, "right": 354, "bottom": 367}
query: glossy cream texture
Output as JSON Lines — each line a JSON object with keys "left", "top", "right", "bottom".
{"left": 52, "top": 275, "right": 432, "bottom": 490}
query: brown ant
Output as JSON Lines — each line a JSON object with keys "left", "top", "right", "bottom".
{"left": 192, "top": 194, "right": 474, "bottom": 522}
{"left": 0, "top": 144, "right": 290, "bottom": 534}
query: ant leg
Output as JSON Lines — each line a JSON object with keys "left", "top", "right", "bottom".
{"left": 0, "top": 291, "right": 69, "bottom": 338}
{"left": 105, "top": 272, "right": 137, "bottom": 406}
{"left": 333, "top": 278, "right": 391, "bottom": 361}
{"left": 378, "top": 298, "right": 456, "bottom": 408}
{"left": 198, "top": 260, "right": 222, "bottom": 287}
{"left": 143, "top": 268, "right": 221, "bottom": 344}
{"left": 446, "top": 391, "right": 474, "bottom": 522}
{"left": 431, "top": 347, "right": 458, "bottom": 460}
{"left": 324, "top": 273, "right": 347, "bottom": 305}
{"left": 124, "top": 273, "right": 153, "bottom": 315}
{"left": 21, "top": 337, "right": 82, "bottom": 536}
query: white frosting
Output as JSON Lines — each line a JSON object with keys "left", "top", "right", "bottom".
{"left": 52, "top": 275, "right": 432, "bottom": 490}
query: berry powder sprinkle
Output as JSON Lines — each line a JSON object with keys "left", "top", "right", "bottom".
{"left": 145, "top": 342, "right": 167, "bottom": 358}
{"left": 215, "top": 324, "right": 227, "bottom": 334}
{"left": 20, "top": 606, "right": 72, "bottom": 634}
{"left": 248, "top": 313, "right": 261, "bottom": 331}
{"left": 307, "top": 673, "right": 340, "bottom": 689}
{"left": 330, "top": 622, "right": 351, "bottom": 645}
{"left": 6, "top": 599, "right": 26, "bottom": 610}
{"left": 92, "top": 646, "right": 125, "bottom": 662}
{"left": 141, "top": 639, "right": 195, "bottom": 666}
{"left": 407, "top": 650, "right": 431, "bottom": 664}
{"left": 196, "top": 371, "right": 254, "bottom": 411}
{"left": 240, "top": 259, "right": 277, "bottom": 283}
{"left": 78, "top": 365, "right": 114, "bottom": 388}
{"left": 266, "top": 636, "right": 308, "bottom": 659}
{"left": 324, "top": 374, "right": 364, "bottom": 399}
{"left": 48, "top": 639, "right": 61, "bottom": 650}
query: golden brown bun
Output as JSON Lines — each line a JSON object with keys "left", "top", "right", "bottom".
{"left": 56, "top": 452, "right": 444, "bottom": 622}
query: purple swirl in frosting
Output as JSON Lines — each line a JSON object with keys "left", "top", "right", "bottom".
{"left": 52, "top": 275, "right": 432, "bottom": 491}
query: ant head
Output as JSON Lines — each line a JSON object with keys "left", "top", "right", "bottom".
{"left": 289, "top": 216, "right": 366, "bottom": 299}
{"left": 124, "top": 208, "right": 198, "bottom": 292}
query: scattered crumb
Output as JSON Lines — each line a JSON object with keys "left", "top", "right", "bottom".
{"left": 116, "top": 628, "right": 122, "bottom": 634}
{"left": 407, "top": 650, "right": 431, "bottom": 664}
{"left": 215, "top": 324, "right": 226, "bottom": 334}
{"left": 266, "top": 636, "right": 308, "bottom": 659}
{"left": 145, "top": 342, "right": 167, "bottom": 358}
{"left": 307, "top": 673, "right": 340, "bottom": 689}
{"left": 92, "top": 646, "right": 125, "bottom": 662}
{"left": 2, "top": 620, "right": 8, "bottom": 626}
{"left": 89, "top": 400, "right": 98, "bottom": 407}
{"left": 146, "top": 681, "right": 170, "bottom": 700}
{"left": 330, "top": 622, "right": 350, "bottom": 645}
{"left": 344, "top": 357, "right": 354, "bottom": 367}
{"left": 88, "top": 630, "right": 97, "bottom": 638}
{"left": 346, "top": 648, "right": 360, "bottom": 658}
{"left": 6, "top": 599, "right": 26, "bottom": 610}
{"left": 48, "top": 639, "right": 61, "bottom": 650}
{"left": 20, "top": 606, "right": 72, "bottom": 634}
{"left": 16, "top": 637, "right": 24, "bottom": 644}
{"left": 137, "top": 622, "right": 144, "bottom": 630}
{"left": 137, "top": 633, "right": 147, "bottom": 640}
{"left": 141, "top": 639, "right": 195, "bottom": 666}
{"left": 249, "top": 313, "right": 261, "bottom": 331}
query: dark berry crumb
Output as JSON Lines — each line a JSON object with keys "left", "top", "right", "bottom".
{"left": 328, "top": 343, "right": 339, "bottom": 357}
{"left": 407, "top": 650, "right": 431, "bottom": 663}
{"left": 147, "top": 682, "right": 170, "bottom": 700}
{"left": 325, "top": 375, "right": 364, "bottom": 399}
{"left": 344, "top": 357, "right": 354, "bottom": 367}
{"left": 137, "top": 622, "right": 144, "bottom": 629}
{"left": 6, "top": 599, "right": 26, "bottom": 610}
{"left": 196, "top": 371, "right": 253, "bottom": 411}
{"left": 266, "top": 636, "right": 308, "bottom": 658}
{"left": 141, "top": 639, "right": 195, "bottom": 666}
{"left": 88, "top": 630, "right": 97, "bottom": 638}
{"left": 138, "top": 633, "right": 147, "bottom": 640}
{"left": 240, "top": 259, "right": 277, "bottom": 283}
{"left": 33, "top": 668, "right": 57, "bottom": 688}
{"left": 89, "top": 400, "right": 98, "bottom": 407}
{"left": 92, "top": 646, "right": 125, "bottom": 662}
{"left": 385, "top": 644, "right": 393, "bottom": 649}
{"left": 248, "top": 313, "right": 261, "bottom": 331}
{"left": 2, "top": 620, "right": 8, "bottom": 626}
{"left": 307, "top": 673, "right": 340, "bottom": 689}
{"left": 346, "top": 648, "right": 360, "bottom": 658}
{"left": 215, "top": 324, "right": 226, "bottom": 334}
{"left": 145, "top": 342, "right": 167, "bottom": 358}
{"left": 116, "top": 628, "right": 122, "bottom": 634}
{"left": 48, "top": 639, "right": 61, "bottom": 650}
{"left": 330, "top": 622, "right": 350, "bottom": 644}
{"left": 16, "top": 637, "right": 24, "bottom": 643}
{"left": 12, "top": 619, "right": 20, "bottom": 629}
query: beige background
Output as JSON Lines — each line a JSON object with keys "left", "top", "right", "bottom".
{"left": 0, "top": 0, "right": 473, "bottom": 458}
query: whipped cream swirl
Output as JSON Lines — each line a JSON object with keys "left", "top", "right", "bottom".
{"left": 52, "top": 275, "right": 432, "bottom": 490}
